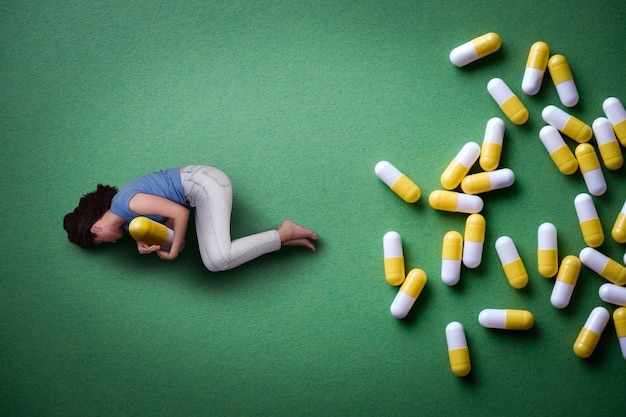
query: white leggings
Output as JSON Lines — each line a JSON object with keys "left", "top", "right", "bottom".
{"left": 181, "top": 165, "right": 281, "bottom": 272}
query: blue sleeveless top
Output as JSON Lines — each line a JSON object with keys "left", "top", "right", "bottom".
{"left": 110, "top": 168, "right": 189, "bottom": 229}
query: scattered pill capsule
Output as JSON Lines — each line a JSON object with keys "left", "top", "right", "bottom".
{"left": 550, "top": 255, "right": 581, "bottom": 309}
{"left": 538, "top": 126, "right": 578, "bottom": 175}
{"left": 542, "top": 105, "right": 592, "bottom": 143}
{"left": 480, "top": 117, "right": 505, "bottom": 171}
{"left": 521, "top": 42, "right": 550, "bottom": 95}
{"left": 463, "top": 214, "right": 485, "bottom": 269}
{"left": 128, "top": 216, "right": 174, "bottom": 251}
{"left": 598, "top": 283, "right": 626, "bottom": 306}
{"left": 592, "top": 117, "right": 624, "bottom": 170}
{"left": 574, "top": 193, "right": 604, "bottom": 247}
{"left": 573, "top": 306, "right": 609, "bottom": 358}
{"left": 383, "top": 231, "right": 405, "bottom": 286}
{"left": 441, "top": 231, "right": 463, "bottom": 286}
{"left": 537, "top": 222, "right": 558, "bottom": 278}
{"left": 579, "top": 247, "right": 626, "bottom": 286}
{"left": 375, "top": 161, "right": 421, "bottom": 203}
{"left": 548, "top": 54, "right": 579, "bottom": 107}
{"left": 487, "top": 78, "right": 529, "bottom": 125}
{"left": 390, "top": 269, "right": 427, "bottom": 319}
{"left": 614, "top": 307, "right": 626, "bottom": 360}
{"left": 460, "top": 168, "right": 515, "bottom": 195}
{"left": 478, "top": 309, "right": 534, "bottom": 330}
{"left": 440, "top": 142, "right": 481, "bottom": 190}
{"left": 429, "top": 190, "right": 484, "bottom": 214}
{"left": 602, "top": 97, "right": 626, "bottom": 147}
{"left": 613, "top": 200, "right": 626, "bottom": 243}
{"left": 575, "top": 144, "right": 607, "bottom": 196}
{"left": 495, "top": 236, "right": 528, "bottom": 289}
{"left": 445, "top": 322, "right": 471, "bottom": 377}
{"left": 449, "top": 32, "right": 501, "bottom": 67}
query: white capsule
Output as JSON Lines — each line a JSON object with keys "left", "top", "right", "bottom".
{"left": 598, "top": 283, "right": 626, "bottom": 306}
{"left": 449, "top": 32, "right": 501, "bottom": 67}
{"left": 445, "top": 322, "right": 471, "bottom": 377}
{"left": 390, "top": 269, "right": 427, "bottom": 319}
{"left": 573, "top": 306, "right": 610, "bottom": 358}
{"left": 480, "top": 117, "right": 505, "bottom": 171}
{"left": 579, "top": 247, "right": 626, "bottom": 286}
{"left": 441, "top": 231, "right": 463, "bottom": 286}
{"left": 383, "top": 231, "right": 405, "bottom": 286}
{"left": 440, "top": 142, "right": 481, "bottom": 190}
{"left": 521, "top": 42, "right": 550, "bottom": 95}
{"left": 460, "top": 168, "right": 515, "bottom": 195}
{"left": 495, "top": 236, "right": 528, "bottom": 289}
{"left": 537, "top": 222, "right": 558, "bottom": 278}
{"left": 574, "top": 193, "right": 604, "bottom": 248}
{"left": 548, "top": 54, "right": 579, "bottom": 107}
{"left": 463, "top": 214, "right": 486, "bottom": 269}
{"left": 550, "top": 255, "right": 581, "bottom": 309}
{"left": 602, "top": 97, "right": 626, "bottom": 147}
{"left": 375, "top": 161, "right": 421, "bottom": 203}
{"left": 428, "top": 190, "right": 484, "bottom": 214}
{"left": 538, "top": 125, "right": 578, "bottom": 175}
{"left": 592, "top": 117, "right": 624, "bottom": 170}
{"left": 478, "top": 308, "right": 534, "bottom": 330}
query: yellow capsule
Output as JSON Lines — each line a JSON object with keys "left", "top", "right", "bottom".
{"left": 522, "top": 41, "right": 550, "bottom": 95}
{"left": 375, "top": 161, "right": 421, "bottom": 203}
{"left": 479, "top": 309, "right": 534, "bottom": 330}
{"left": 574, "top": 307, "right": 609, "bottom": 358}
{"left": 445, "top": 322, "right": 471, "bottom": 377}
{"left": 495, "top": 236, "right": 528, "bottom": 289}
{"left": 542, "top": 105, "right": 592, "bottom": 143}
{"left": 390, "top": 269, "right": 427, "bottom": 319}
{"left": 537, "top": 222, "right": 558, "bottom": 278}
{"left": 441, "top": 231, "right": 463, "bottom": 286}
{"left": 574, "top": 193, "right": 604, "bottom": 248}
{"left": 603, "top": 97, "right": 626, "bottom": 146}
{"left": 480, "top": 117, "right": 505, "bottom": 171}
{"left": 580, "top": 247, "right": 626, "bottom": 286}
{"left": 612, "top": 201, "right": 626, "bottom": 243}
{"left": 575, "top": 144, "right": 607, "bottom": 197}
{"left": 614, "top": 307, "right": 626, "bottom": 360}
{"left": 463, "top": 214, "right": 486, "bottom": 269}
{"left": 460, "top": 168, "right": 515, "bottom": 194}
{"left": 449, "top": 32, "right": 502, "bottom": 67}
{"left": 548, "top": 54, "right": 579, "bottom": 107}
{"left": 440, "top": 142, "right": 481, "bottom": 190}
{"left": 488, "top": 78, "right": 529, "bottom": 125}
{"left": 538, "top": 126, "right": 578, "bottom": 175}
{"left": 428, "top": 190, "right": 484, "bottom": 214}
{"left": 383, "top": 231, "right": 405, "bottom": 286}
{"left": 592, "top": 117, "right": 624, "bottom": 170}
{"left": 550, "top": 255, "right": 581, "bottom": 309}
{"left": 128, "top": 216, "right": 173, "bottom": 251}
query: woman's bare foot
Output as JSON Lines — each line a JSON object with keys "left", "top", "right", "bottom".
{"left": 277, "top": 220, "right": 318, "bottom": 251}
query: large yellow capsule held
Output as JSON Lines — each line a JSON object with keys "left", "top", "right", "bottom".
{"left": 128, "top": 216, "right": 173, "bottom": 251}
{"left": 375, "top": 161, "right": 421, "bottom": 203}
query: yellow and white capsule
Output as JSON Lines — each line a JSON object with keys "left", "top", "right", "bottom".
{"left": 579, "top": 247, "right": 626, "bottom": 286}
{"left": 550, "top": 255, "right": 581, "bottom": 309}
{"left": 573, "top": 306, "right": 609, "bottom": 358}
{"left": 542, "top": 105, "right": 592, "bottom": 143}
{"left": 460, "top": 168, "right": 515, "bottom": 195}
{"left": 463, "top": 214, "right": 485, "bottom": 269}
{"left": 612, "top": 200, "right": 626, "bottom": 243}
{"left": 602, "top": 97, "right": 626, "bottom": 147}
{"left": 480, "top": 117, "right": 505, "bottom": 171}
{"left": 548, "top": 54, "right": 579, "bottom": 107}
{"left": 487, "top": 78, "right": 529, "bottom": 125}
{"left": 478, "top": 309, "right": 534, "bottom": 330}
{"left": 537, "top": 222, "right": 558, "bottom": 278}
{"left": 449, "top": 32, "right": 501, "bottom": 67}
{"left": 128, "top": 216, "right": 174, "bottom": 251}
{"left": 495, "top": 236, "right": 528, "bottom": 289}
{"left": 538, "top": 126, "right": 578, "bottom": 175}
{"left": 614, "top": 307, "right": 626, "bottom": 360}
{"left": 445, "top": 322, "right": 471, "bottom": 377}
{"left": 598, "top": 283, "right": 626, "bottom": 306}
{"left": 383, "top": 231, "right": 405, "bottom": 286}
{"left": 375, "top": 161, "right": 421, "bottom": 203}
{"left": 522, "top": 41, "right": 550, "bottom": 95}
{"left": 575, "top": 144, "right": 607, "bottom": 196}
{"left": 429, "top": 190, "right": 484, "bottom": 214}
{"left": 390, "top": 269, "right": 427, "bottom": 319}
{"left": 441, "top": 231, "right": 463, "bottom": 286}
{"left": 592, "top": 117, "right": 624, "bottom": 170}
{"left": 574, "top": 193, "right": 604, "bottom": 248}
{"left": 440, "top": 142, "right": 481, "bottom": 190}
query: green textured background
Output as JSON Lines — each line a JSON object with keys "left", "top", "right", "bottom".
{"left": 1, "top": 1, "right": 625, "bottom": 416}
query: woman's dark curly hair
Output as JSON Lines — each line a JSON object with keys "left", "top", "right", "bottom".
{"left": 63, "top": 184, "right": 118, "bottom": 249}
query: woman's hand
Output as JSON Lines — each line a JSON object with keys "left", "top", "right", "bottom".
{"left": 137, "top": 241, "right": 160, "bottom": 255}
{"left": 156, "top": 249, "right": 179, "bottom": 261}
